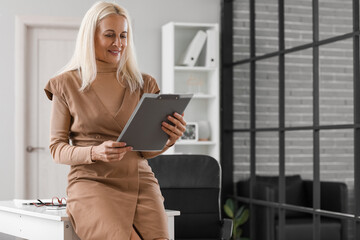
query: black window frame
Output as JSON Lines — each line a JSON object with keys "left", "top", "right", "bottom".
{"left": 220, "top": 0, "right": 360, "bottom": 239}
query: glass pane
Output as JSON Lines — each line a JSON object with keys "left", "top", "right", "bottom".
{"left": 285, "top": 130, "right": 313, "bottom": 207}
{"left": 234, "top": 132, "right": 250, "bottom": 240}
{"left": 251, "top": 206, "right": 279, "bottom": 240}
{"left": 285, "top": 130, "right": 313, "bottom": 178}
{"left": 233, "top": 64, "right": 250, "bottom": 129}
{"left": 319, "top": 39, "right": 353, "bottom": 125}
{"left": 256, "top": 0, "right": 278, "bottom": 56}
{"left": 256, "top": 57, "right": 279, "bottom": 128}
{"left": 234, "top": 132, "right": 250, "bottom": 199}
{"left": 320, "top": 129, "right": 354, "bottom": 215}
{"left": 319, "top": 0, "right": 353, "bottom": 41}
{"left": 235, "top": 200, "right": 250, "bottom": 239}
{"left": 283, "top": 211, "right": 314, "bottom": 240}
{"left": 285, "top": 49, "right": 313, "bottom": 127}
{"left": 256, "top": 131, "right": 279, "bottom": 176}
{"left": 320, "top": 216, "right": 350, "bottom": 240}
{"left": 285, "top": 0, "right": 313, "bottom": 49}
{"left": 233, "top": 0, "right": 250, "bottom": 62}
{"left": 346, "top": 220, "right": 356, "bottom": 240}
{"left": 234, "top": 132, "right": 250, "bottom": 182}
{"left": 253, "top": 131, "right": 279, "bottom": 202}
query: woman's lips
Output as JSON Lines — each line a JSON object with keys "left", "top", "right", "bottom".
{"left": 108, "top": 49, "right": 121, "bottom": 56}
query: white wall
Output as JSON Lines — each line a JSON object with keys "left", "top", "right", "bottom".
{"left": 0, "top": 0, "right": 220, "bottom": 200}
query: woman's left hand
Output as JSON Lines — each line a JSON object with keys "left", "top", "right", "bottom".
{"left": 161, "top": 112, "right": 186, "bottom": 147}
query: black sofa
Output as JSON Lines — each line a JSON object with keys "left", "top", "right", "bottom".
{"left": 236, "top": 175, "right": 348, "bottom": 240}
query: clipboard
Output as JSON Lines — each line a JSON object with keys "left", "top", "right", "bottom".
{"left": 117, "top": 93, "right": 193, "bottom": 151}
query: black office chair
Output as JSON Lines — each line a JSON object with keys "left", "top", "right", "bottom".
{"left": 149, "top": 154, "right": 232, "bottom": 240}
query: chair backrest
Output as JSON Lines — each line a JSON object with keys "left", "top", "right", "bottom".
{"left": 149, "top": 154, "right": 222, "bottom": 239}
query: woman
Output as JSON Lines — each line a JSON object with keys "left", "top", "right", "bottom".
{"left": 44, "top": 2, "right": 186, "bottom": 240}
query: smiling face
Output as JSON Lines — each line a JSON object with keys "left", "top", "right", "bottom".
{"left": 94, "top": 14, "right": 128, "bottom": 64}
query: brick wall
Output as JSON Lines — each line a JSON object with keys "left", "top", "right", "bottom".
{"left": 232, "top": 0, "right": 355, "bottom": 220}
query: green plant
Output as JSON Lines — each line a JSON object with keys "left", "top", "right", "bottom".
{"left": 223, "top": 198, "right": 250, "bottom": 240}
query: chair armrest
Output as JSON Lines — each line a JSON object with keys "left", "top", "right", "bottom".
{"left": 221, "top": 218, "right": 233, "bottom": 240}
{"left": 304, "top": 180, "right": 348, "bottom": 212}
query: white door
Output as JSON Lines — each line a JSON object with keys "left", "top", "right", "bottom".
{"left": 25, "top": 26, "right": 78, "bottom": 199}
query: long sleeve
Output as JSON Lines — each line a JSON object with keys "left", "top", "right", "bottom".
{"left": 49, "top": 95, "right": 94, "bottom": 165}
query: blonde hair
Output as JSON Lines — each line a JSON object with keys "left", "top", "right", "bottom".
{"left": 59, "top": 1, "right": 143, "bottom": 92}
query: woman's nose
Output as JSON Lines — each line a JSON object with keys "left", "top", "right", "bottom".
{"left": 113, "top": 36, "right": 122, "bottom": 48}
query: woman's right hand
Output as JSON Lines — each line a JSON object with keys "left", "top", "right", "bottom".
{"left": 91, "top": 140, "right": 133, "bottom": 162}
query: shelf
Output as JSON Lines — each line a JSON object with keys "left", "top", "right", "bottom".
{"left": 176, "top": 141, "right": 216, "bottom": 146}
{"left": 173, "top": 22, "right": 218, "bottom": 28}
{"left": 162, "top": 21, "right": 220, "bottom": 160}
{"left": 192, "top": 94, "right": 216, "bottom": 99}
{"left": 174, "top": 66, "right": 217, "bottom": 72}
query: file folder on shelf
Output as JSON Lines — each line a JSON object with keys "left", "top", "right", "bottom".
{"left": 205, "top": 29, "right": 218, "bottom": 67}
{"left": 178, "top": 30, "right": 207, "bottom": 67}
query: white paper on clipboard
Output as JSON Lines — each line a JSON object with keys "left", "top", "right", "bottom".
{"left": 117, "top": 93, "right": 193, "bottom": 151}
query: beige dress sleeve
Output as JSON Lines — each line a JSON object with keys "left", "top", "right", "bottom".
{"left": 45, "top": 79, "right": 94, "bottom": 165}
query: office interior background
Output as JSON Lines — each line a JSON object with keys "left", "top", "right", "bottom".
{"left": 0, "top": 0, "right": 358, "bottom": 239}
{"left": 0, "top": 0, "right": 220, "bottom": 200}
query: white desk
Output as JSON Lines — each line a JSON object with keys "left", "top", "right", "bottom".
{"left": 0, "top": 201, "right": 180, "bottom": 240}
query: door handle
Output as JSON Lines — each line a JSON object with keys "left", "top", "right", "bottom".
{"left": 26, "top": 146, "right": 45, "bottom": 153}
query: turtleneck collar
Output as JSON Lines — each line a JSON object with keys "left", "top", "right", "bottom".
{"left": 96, "top": 59, "right": 118, "bottom": 73}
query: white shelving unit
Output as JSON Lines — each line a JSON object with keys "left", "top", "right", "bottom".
{"left": 161, "top": 22, "right": 220, "bottom": 160}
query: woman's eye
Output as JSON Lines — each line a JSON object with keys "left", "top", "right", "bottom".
{"left": 105, "top": 34, "right": 115, "bottom": 38}
{"left": 120, "top": 35, "right": 127, "bottom": 39}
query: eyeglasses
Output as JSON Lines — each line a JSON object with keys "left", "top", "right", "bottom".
{"left": 33, "top": 197, "right": 67, "bottom": 207}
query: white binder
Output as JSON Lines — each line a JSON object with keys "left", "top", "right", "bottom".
{"left": 205, "top": 29, "right": 218, "bottom": 67}
{"left": 179, "top": 30, "right": 207, "bottom": 66}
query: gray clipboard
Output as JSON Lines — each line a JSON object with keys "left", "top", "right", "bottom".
{"left": 117, "top": 93, "right": 193, "bottom": 151}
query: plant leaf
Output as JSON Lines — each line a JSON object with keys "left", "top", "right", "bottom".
{"left": 238, "top": 209, "right": 249, "bottom": 226}
{"left": 225, "top": 198, "right": 235, "bottom": 213}
{"left": 235, "top": 205, "right": 245, "bottom": 219}
{"left": 234, "top": 209, "right": 249, "bottom": 229}
{"left": 234, "top": 217, "right": 242, "bottom": 229}
{"left": 223, "top": 204, "right": 234, "bottom": 218}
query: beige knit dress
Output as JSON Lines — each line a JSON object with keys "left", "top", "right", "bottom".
{"left": 44, "top": 61, "right": 169, "bottom": 240}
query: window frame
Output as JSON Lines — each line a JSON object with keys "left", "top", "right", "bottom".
{"left": 221, "top": 0, "right": 360, "bottom": 239}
